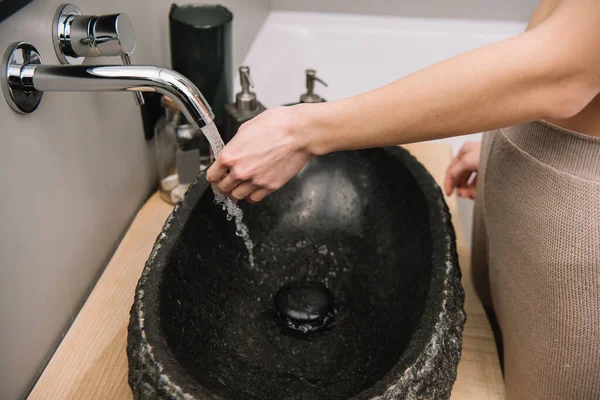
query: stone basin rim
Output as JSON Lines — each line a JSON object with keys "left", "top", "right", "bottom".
{"left": 127, "top": 147, "right": 466, "bottom": 400}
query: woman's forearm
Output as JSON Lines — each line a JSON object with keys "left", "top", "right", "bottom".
{"left": 301, "top": 13, "right": 598, "bottom": 155}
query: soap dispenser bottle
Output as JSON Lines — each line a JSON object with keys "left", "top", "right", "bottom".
{"left": 299, "top": 69, "right": 328, "bottom": 103}
{"left": 223, "top": 66, "right": 266, "bottom": 143}
{"left": 284, "top": 69, "right": 328, "bottom": 106}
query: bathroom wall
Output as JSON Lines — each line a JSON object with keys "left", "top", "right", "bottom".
{"left": 0, "top": 1, "right": 270, "bottom": 399}
{"left": 270, "top": 0, "right": 539, "bottom": 21}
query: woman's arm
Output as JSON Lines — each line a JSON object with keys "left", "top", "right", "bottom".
{"left": 307, "top": 0, "right": 600, "bottom": 154}
{"left": 526, "top": 0, "right": 561, "bottom": 31}
{"left": 207, "top": 0, "right": 600, "bottom": 202}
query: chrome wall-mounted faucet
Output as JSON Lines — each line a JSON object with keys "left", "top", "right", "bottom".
{"left": 1, "top": 4, "right": 214, "bottom": 128}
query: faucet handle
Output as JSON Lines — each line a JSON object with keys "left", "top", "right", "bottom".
{"left": 120, "top": 54, "right": 145, "bottom": 106}
{"left": 53, "top": 4, "right": 144, "bottom": 106}
{"left": 53, "top": 5, "right": 137, "bottom": 62}
{"left": 87, "top": 13, "right": 136, "bottom": 58}
{"left": 94, "top": 13, "right": 144, "bottom": 105}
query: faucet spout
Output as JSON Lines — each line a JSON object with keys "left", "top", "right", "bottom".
{"left": 15, "top": 63, "right": 215, "bottom": 127}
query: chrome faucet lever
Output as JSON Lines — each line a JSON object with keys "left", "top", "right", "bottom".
{"left": 52, "top": 3, "right": 144, "bottom": 106}
{"left": 119, "top": 54, "right": 145, "bottom": 106}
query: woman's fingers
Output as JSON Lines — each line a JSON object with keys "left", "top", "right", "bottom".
{"left": 458, "top": 186, "right": 476, "bottom": 199}
{"left": 467, "top": 187, "right": 476, "bottom": 199}
{"left": 445, "top": 161, "right": 465, "bottom": 195}
{"left": 231, "top": 182, "right": 257, "bottom": 201}
{"left": 444, "top": 172, "right": 455, "bottom": 196}
{"left": 205, "top": 107, "right": 314, "bottom": 203}
{"left": 206, "top": 156, "right": 229, "bottom": 184}
{"left": 247, "top": 188, "right": 272, "bottom": 203}
{"left": 466, "top": 176, "right": 478, "bottom": 199}
{"left": 445, "top": 155, "right": 478, "bottom": 196}
{"left": 446, "top": 160, "right": 469, "bottom": 188}
{"left": 216, "top": 171, "right": 241, "bottom": 193}
{"left": 456, "top": 176, "right": 477, "bottom": 199}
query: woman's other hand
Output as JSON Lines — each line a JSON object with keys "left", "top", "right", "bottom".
{"left": 206, "top": 106, "right": 314, "bottom": 203}
{"left": 444, "top": 141, "right": 481, "bottom": 199}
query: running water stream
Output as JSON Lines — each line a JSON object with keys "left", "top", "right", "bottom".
{"left": 200, "top": 122, "right": 255, "bottom": 268}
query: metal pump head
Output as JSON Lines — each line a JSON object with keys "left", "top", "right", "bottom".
{"left": 300, "top": 68, "right": 328, "bottom": 103}
{"left": 235, "top": 65, "right": 258, "bottom": 113}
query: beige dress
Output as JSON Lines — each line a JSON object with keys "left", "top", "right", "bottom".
{"left": 471, "top": 121, "right": 600, "bottom": 399}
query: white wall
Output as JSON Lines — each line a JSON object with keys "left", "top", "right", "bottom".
{"left": 0, "top": 1, "right": 269, "bottom": 399}
{"left": 270, "top": 0, "right": 539, "bottom": 21}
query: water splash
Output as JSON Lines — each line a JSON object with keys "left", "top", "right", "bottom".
{"left": 213, "top": 190, "right": 255, "bottom": 268}
{"left": 200, "top": 122, "right": 255, "bottom": 268}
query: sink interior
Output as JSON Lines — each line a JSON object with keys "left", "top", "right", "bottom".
{"left": 159, "top": 148, "right": 434, "bottom": 400}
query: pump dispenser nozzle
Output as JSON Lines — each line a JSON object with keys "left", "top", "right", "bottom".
{"left": 224, "top": 65, "right": 266, "bottom": 143}
{"left": 236, "top": 66, "right": 258, "bottom": 113}
{"left": 300, "top": 69, "right": 328, "bottom": 103}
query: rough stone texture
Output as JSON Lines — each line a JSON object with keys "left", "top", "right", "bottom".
{"left": 127, "top": 147, "right": 466, "bottom": 400}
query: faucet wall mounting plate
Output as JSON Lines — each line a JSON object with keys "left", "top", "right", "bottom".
{"left": 52, "top": 3, "right": 84, "bottom": 65}
{"left": 1, "top": 42, "right": 43, "bottom": 114}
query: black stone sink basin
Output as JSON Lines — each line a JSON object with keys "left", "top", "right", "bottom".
{"left": 128, "top": 147, "right": 465, "bottom": 400}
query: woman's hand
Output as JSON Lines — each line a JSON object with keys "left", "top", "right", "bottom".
{"left": 206, "top": 106, "right": 314, "bottom": 203}
{"left": 444, "top": 141, "right": 481, "bottom": 199}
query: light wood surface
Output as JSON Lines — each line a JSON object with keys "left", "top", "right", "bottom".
{"left": 28, "top": 143, "right": 504, "bottom": 400}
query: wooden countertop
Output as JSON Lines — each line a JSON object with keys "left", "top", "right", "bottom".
{"left": 28, "top": 143, "right": 504, "bottom": 400}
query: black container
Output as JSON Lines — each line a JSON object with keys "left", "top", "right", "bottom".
{"left": 169, "top": 4, "right": 233, "bottom": 129}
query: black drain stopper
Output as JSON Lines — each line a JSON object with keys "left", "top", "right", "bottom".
{"left": 274, "top": 280, "right": 335, "bottom": 334}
